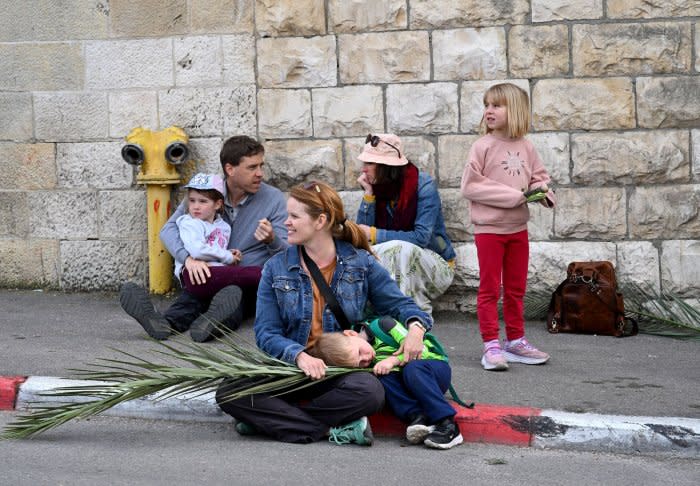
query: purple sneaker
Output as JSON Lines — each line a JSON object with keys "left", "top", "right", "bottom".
{"left": 481, "top": 341, "right": 508, "bottom": 371}
{"left": 503, "top": 338, "right": 550, "bottom": 365}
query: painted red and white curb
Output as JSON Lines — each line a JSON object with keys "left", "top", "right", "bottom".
{"left": 2, "top": 376, "right": 699, "bottom": 455}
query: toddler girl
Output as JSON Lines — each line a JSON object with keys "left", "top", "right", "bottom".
{"left": 460, "top": 83, "right": 555, "bottom": 371}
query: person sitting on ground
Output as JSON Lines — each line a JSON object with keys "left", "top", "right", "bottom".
{"left": 355, "top": 133, "right": 456, "bottom": 316}
{"left": 310, "top": 316, "right": 463, "bottom": 450}
{"left": 120, "top": 135, "right": 288, "bottom": 342}
{"left": 215, "top": 180, "right": 433, "bottom": 446}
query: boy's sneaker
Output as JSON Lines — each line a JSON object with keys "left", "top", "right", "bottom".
{"left": 405, "top": 414, "right": 435, "bottom": 445}
{"left": 503, "top": 338, "right": 550, "bottom": 365}
{"left": 328, "top": 416, "right": 373, "bottom": 446}
{"left": 119, "top": 282, "right": 171, "bottom": 340}
{"left": 235, "top": 421, "right": 258, "bottom": 436}
{"left": 424, "top": 417, "right": 463, "bottom": 450}
{"left": 481, "top": 341, "right": 508, "bottom": 371}
{"left": 190, "top": 285, "right": 242, "bottom": 342}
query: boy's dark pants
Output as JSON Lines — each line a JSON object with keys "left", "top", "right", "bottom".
{"left": 216, "top": 372, "right": 385, "bottom": 443}
{"left": 379, "top": 360, "right": 455, "bottom": 424}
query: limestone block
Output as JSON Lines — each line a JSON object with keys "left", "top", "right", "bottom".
{"left": 573, "top": 23, "right": 691, "bottom": 76}
{"left": 0, "top": 192, "right": 29, "bottom": 237}
{"left": 661, "top": 240, "right": 700, "bottom": 295}
{"left": 529, "top": 241, "right": 617, "bottom": 290}
{"left": 460, "top": 79, "right": 530, "bottom": 133}
{"left": 637, "top": 76, "right": 700, "bottom": 128}
{"left": 343, "top": 136, "right": 436, "bottom": 189}
{"left": 529, "top": 203, "right": 555, "bottom": 242}
{"left": 28, "top": 191, "right": 99, "bottom": 239}
{"left": 387, "top": 83, "right": 458, "bottom": 134}
{"left": 528, "top": 133, "right": 570, "bottom": 186}
{"left": 86, "top": 39, "right": 173, "bottom": 90}
{"left": 175, "top": 36, "right": 223, "bottom": 87}
{"left": 257, "top": 36, "right": 337, "bottom": 88}
{"left": 339, "top": 190, "right": 364, "bottom": 220}
{"left": 0, "top": 143, "right": 56, "bottom": 190}
{"left": 629, "top": 185, "right": 700, "bottom": 239}
{"left": 159, "top": 86, "right": 256, "bottom": 137}
{"left": 0, "top": 0, "right": 108, "bottom": 41}
{"left": 0, "top": 43, "right": 83, "bottom": 91}
{"left": 696, "top": 24, "right": 699, "bottom": 72}
{"left": 329, "top": 0, "right": 406, "bottom": 33}
{"left": 554, "top": 188, "right": 626, "bottom": 239}
{"left": 437, "top": 134, "right": 480, "bottom": 187}
{"left": 60, "top": 240, "right": 145, "bottom": 291}
{"left": 607, "top": 0, "right": 698, "bottom": 19}
{"left": 100, "top": 190, "right": 148, "bottom": 239}
{"left": 533, "top": 78, "right": 635, "bottom": 131}
{"left": 509, "top": 25, "right": 569, "bottom": 78}
{"left": 222, "top": 35, "right": 256, "bottom": 85}
{"left": 57, "top": 142, "right": 133, "bottom": 189}
{"left": 108, "top": 92, "right": 159, "bottom": 139}
{"left": 110, "top": 0, "right": 187, "bottom": 37}
{"left": 186, "top": 137, "right": 225, "bottom": 174}
{"left": 258, "top": 89, "right": 312, "bottom": 138}
{"left": 453, "top": 243, "right": 480, "bottom": 289}
{"left": 255, "top": 0, "right": 325, "bottom": 36}
{"left": 312, "top": 86, "right": 383, "bottom": 137}
{"left": 0, "top": 239, "right": 59, "bottom": 289}
{"left": 532, "top": 0, "right": 602, "bottom": 22}
{"left": 0, "top": 93, "right": 33, "bottom": 141}
{"left": 440, "top": 189, "right": 471, "bottom": 242}
{"left": 693, "top": 130, "right": 700, "bottom": 181}
{"left": 617, "top": 241, "right": 660, "bottom": 291}
{"left": 410, "top": 0, "right": 529, "bottom": 29}
{"left": 264, "top": 139, "right": 343, "bottom": 191}
{"left": 34, "top": 92, "right": 109, "bottom": 142}
{"left": 338, "top": 31, "right": 430, "bottom": 84}
{"left": 433, "top": 28, "right": 507, "bottom": 81}
{"left": 571, "top": 130, "right": 689, "bottom": 185}
{"left": 190, "top": 0, "right": 255, "bottom": 34}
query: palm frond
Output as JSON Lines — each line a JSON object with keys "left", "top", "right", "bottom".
{"left": 1, "top": 326, "right": 365, "bottom": 440}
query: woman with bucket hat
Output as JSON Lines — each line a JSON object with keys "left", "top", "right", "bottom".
{"left": 355, "top": 133, "right": 456, "bottom": 319}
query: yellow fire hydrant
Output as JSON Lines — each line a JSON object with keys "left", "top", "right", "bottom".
{"left": 121, "top": 126, "right": 190, "bottom": 294}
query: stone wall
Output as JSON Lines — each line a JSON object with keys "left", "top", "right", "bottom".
{"left": 0, "top": 1, "right": 698, "bottom": 312}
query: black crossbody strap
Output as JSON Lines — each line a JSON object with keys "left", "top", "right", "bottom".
{"left": 300, "top": 246, "right": 352, "bottom": 330}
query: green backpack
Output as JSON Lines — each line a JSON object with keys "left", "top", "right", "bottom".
{"left": 360, "top": 317, "right": 473, "bottom": 409}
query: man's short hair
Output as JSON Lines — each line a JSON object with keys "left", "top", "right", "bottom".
{"left": 220, "top": 135, "right": 264, "bottom": 170}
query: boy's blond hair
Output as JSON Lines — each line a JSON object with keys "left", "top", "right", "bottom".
{"left": 308, "top": 333, "right": 356, "bottom": 367}
{"left": 480, "top": 83, "right": 531, "bottom": 139}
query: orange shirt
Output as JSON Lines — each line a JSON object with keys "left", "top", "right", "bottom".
{"left": 306, "top": 260, "right": 337, "bottom": 349}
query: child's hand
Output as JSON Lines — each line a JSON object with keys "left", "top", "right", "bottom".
{"left": 229, "top": 249, "right": 242, "bottom": 265}
{"left": 524, "top": 185, "right": 549, "bottom": 203}
{"left": 373, "top": 357, "right": 398, "bottom": 376}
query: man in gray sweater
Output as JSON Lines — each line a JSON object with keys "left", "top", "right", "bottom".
{"left": 120, "top": 135, "right": 289, "bottom": 342}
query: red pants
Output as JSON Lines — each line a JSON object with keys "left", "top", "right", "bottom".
{"left": 474, "top": 230, "right": 529, "bottom": 343}
{"left": 182, "top": 265, "right": 262, "bottom": 300}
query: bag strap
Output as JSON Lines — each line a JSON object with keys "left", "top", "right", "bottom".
{"left": 300, "top": 246, "right": 352, "bottom": 330}
{"left": 364, "top": 318, "right": 474, "bottom": 409}
{"left": 580, "top": 278, "right": 638, "bottom": 337}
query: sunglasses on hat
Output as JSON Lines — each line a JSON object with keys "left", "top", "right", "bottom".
{"left": 365, "top": 134, "right": 401, "bottom": 159}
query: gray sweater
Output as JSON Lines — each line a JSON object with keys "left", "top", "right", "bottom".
{"left": 160, "top": 182, "right": 289, "bottom": 267}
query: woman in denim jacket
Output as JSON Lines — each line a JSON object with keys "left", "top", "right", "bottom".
{"left": 356, "top": 133, "right": 455, "bottom": 316}
{"left": 216, "top": 181, "right": 433, "bottom": 445}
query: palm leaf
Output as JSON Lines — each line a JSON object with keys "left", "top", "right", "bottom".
{"left": 1, "top": 325, "right": 365, "bottom": 440}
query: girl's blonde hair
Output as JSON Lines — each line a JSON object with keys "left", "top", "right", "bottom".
{"left": 480, "top": 83, "right": 531, "bottom": 138}
{"left": 308, "top": 333, "right": 356, "bottom": 367}
{"left": 288, "top": 181, "right": 372, "bottom": 253}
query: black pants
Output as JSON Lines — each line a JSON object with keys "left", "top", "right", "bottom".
{"left": 163, "top": 285, "right": 257, "bottom": 332}
{"left": 216, "top": 372, "right": 385, "bottom": 443}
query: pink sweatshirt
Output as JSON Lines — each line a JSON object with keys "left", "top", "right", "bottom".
{"left": 460, "top": 133, "right": 554, "bottom": 234}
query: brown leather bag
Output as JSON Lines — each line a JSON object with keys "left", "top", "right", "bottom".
{"left": 547, "top": 261, "right": 638, "bottom": 337}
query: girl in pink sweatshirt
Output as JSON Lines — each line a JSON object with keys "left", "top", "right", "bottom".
{"left": 460, "top": 83, "right": 555, "bottom": 371}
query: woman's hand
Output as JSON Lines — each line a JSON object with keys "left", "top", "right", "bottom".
{"left": 394, "top": 324, "right": 425, "bottom": 365}
{"left": 373, "top": 357, "right": 399, "bottom": 376}
{"left": 357, "top": 224, "right": 372, "bottom": 240}
{"left": 296, "top": 352, "right": 327, "bottom": 380}
{"left": 185, "top": 256, "right": 211, "bottom": 284}
{"left": 357, "top": 173, "right": 373, "bottom": 195}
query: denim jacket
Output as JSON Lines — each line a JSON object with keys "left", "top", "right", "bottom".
{"left": 254, "top": 240, "right": 433, "bottom": 364}
{"left": 357, "top": 172, "right": 456, "bottom": 261}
